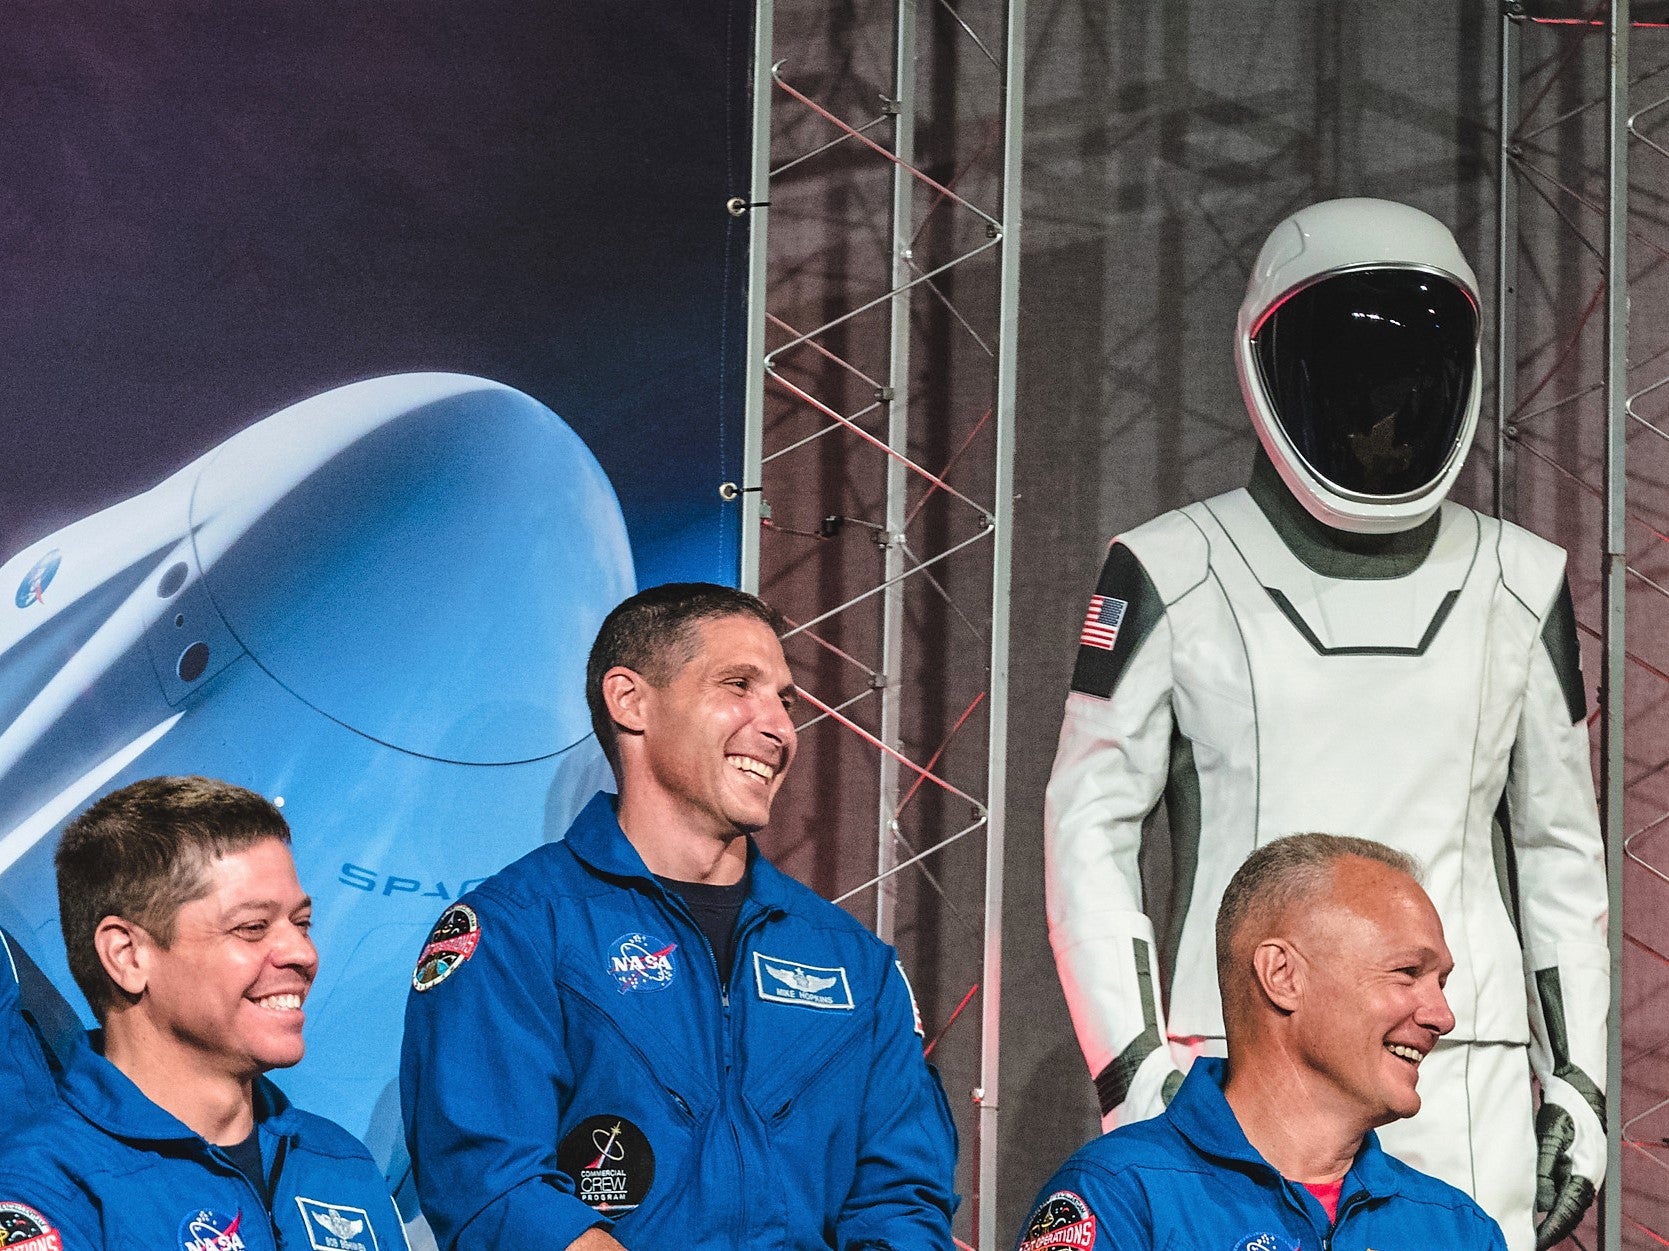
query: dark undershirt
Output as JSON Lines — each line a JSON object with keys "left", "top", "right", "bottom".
{"left": 656, "top": 873, "right": 749, "bottom": 986}
{"left": 221, "top": 1126, "right": 269, "bottom": 1207}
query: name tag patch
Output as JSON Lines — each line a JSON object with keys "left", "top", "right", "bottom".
{"left": 295, "top": 1199, "right": 379, "bottom": 1251}
{"left": 753, "top": 952, "right": 854, "bottom": 1010}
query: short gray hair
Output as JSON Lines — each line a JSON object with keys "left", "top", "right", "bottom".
{"left": 1215, "top": 833, "right": 1421, "bottom": 992}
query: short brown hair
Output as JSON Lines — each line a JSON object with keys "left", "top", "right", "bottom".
{"left": 585, "top": 583, "right": 786, "bottom": 773}
{"left": 56, "top": 775, "right": 290, "bottom": 1018}
{"left": 1215, "top": 833, "right": 1421, "bottom": 994}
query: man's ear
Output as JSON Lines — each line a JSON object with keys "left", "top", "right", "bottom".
{"left": 602, "top": 666, "right": 652, "bottom": 737}
{"left": 1250, "top": 938, "right": 1303, "bottom": 1014}
{"left": 94, "top": 916, "right": 150, "bottom": 999}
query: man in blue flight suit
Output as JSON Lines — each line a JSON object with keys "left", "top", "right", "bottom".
{"left": 0, "top": 776, "right": 409, "bottom": 1251}
{"left": 1016, "top": 834, "right": 1506, "bottom": 1251}
{"left": 401, "top": 583, "right": 958, "bottom": 1251}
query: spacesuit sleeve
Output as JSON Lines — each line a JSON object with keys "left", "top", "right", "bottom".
{"left": 1012, "top": 1163, "right": 1151, "bottom": 1251}
{"left": 1505, "top": 577, "right": 1608, "bottom": 1144}
{"left": 1044, "top": 542, "right": 1180, "bottom": 1123}
{"left": 399, "top": 892, "right": 605, "bottom": 1251}
{"left": 834, "top": 956, "right": 958, "bottom": 1250}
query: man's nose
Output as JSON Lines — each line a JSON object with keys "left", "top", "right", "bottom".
{"left": 1419, "top": 979, "right": 1457, "bottom": 1037}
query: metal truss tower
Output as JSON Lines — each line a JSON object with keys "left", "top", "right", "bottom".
{"left": 1496, "top": 4, "right": 1669, "bottom": 1247}
{"left": 737, "top": 1, "right": 1025, "bottom": 1246}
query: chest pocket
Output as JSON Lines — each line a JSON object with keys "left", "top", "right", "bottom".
{"left": 738, "top": 951, "right": 869, "bottom": 1117}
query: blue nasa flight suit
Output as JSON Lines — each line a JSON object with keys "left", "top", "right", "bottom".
{"left": 400, "top": 791, "right": 958, "bottom": 1251}
{"left": 0, "top": 931, "right": 58, "bottom": 1135}
{"left": 0, "top": 1039, "right": 409, "bottom": 1251}
{"left": 1016, "top": 1059, "right": 1505, "bottom": 1251}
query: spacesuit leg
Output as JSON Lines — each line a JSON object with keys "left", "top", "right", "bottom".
{"left": 1375, "top": 1040, "right": 1535, "bottom": 1251}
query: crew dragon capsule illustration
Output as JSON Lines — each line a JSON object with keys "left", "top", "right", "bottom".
{"left": 0, "top": 373, "right": 635, "bottom": 1176}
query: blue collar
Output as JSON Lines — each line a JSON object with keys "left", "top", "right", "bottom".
{"left": 563, "top": 791, "right": 800, "bottom": 914}
{"left": 61, "top": 1032, "right": 299, "bottom": 1146}
{"left": 1167, "top": 1057, "right": 1400, "bottom": 1200}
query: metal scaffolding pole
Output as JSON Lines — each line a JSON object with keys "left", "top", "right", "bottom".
{"left": 1600, "top": 5, "right": 1629, "bottom": 1249}
{"left": 1495, "top": 5, "right": 1523, "bottom": 523}
{"left": 876, "top": 0, "right": 920, "bottom": 944}
{"left": 742, "top": 0, "right": 1024, "bottom": 1243}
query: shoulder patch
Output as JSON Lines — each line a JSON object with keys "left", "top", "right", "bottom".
{"left": 413, "top": 903, "right": 480, "bottom": 992}
{"left": 0, "top": 1203, "right": 62, "bottom": 1251}
{"left": 1020, "top": 1190, "right": 1097, "bottom": 1251}
{"left": 894, "top": 959, "right": 925, "bottom": 1037}
{"left": 1070, "top": 543, "right": 1164, "bottom": 700}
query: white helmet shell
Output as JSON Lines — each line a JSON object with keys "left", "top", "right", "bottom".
{"left": 1234, "top": 198, "right": 1482, "bottom": 534}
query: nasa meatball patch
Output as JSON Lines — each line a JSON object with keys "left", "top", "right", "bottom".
{"left": 557, "top": 1115, "right": 656, "bottom": 1213}
{"left": 608, "top": 932, "right": 678, "bottom": 993}
{"left": 178, "top": 1208, "right": 245, "bottom": 1251}
{"left": 412, "top": 903, "right": 480, "bottom": 992}
{"left": 0, "top": 1202, "right": 63, "bottom": 1251}
{"left": 1019, "top": 1190, "right": 1097, "bottom": 1251}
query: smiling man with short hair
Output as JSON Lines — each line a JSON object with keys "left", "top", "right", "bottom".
{"left": 0, "top": 775, "right": 409, "bottom": 1251}
{"left": 1016, "top": 833, "right": 1506, "bottom": 1251}
{"left": 401, "top": 582, "right": 957, "bottom": 1251}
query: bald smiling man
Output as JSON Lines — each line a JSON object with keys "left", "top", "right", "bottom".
{"left": 1017, "top": 834, "right": 1507, "bottom": 1251}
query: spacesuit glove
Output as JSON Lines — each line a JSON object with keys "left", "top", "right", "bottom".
{"left": 1533, "top": 1074, "right": 1604, "bottom": 1250}
{"left": 1097, "top": 1044, "right": 1186, "bottom": 1135}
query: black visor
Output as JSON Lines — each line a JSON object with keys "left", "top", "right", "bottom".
{"left": 1252, "top": 268, "right": 1477, "bottom": 498}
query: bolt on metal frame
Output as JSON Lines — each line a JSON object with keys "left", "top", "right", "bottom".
{"left": 1495, "top": 3, "right": 1669, "bottom": 1247}
{"left": 738, "top": 1, "right": 1025, "bottom": 1246}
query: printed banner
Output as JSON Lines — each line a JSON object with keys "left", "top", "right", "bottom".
{"left": 0, "top": 0, "right": 753, "bottom": 1195}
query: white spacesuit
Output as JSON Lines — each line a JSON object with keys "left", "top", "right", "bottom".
{"left": 1045, "top": 200, "right": 1608, "bottom": 1251}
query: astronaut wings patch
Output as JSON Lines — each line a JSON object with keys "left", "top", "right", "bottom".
{"left": 753, "top": 953, "right": 855, "bottom": 1010}
{"left": 295, "top": 1198, "right": 378, "bottom": 1251}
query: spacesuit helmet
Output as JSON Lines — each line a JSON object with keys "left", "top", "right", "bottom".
{"left": 1234, "top": 198, "right": 1481, "bottom": 535}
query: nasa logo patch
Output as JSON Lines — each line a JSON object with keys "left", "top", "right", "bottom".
{"left": 0, "top": 1202, "right": 63, "bottom": 1251}
{"left": 556, "top": 1114, "right": 657, "bottom": 1213}
{"left": 1233, "top": 1235, "right": 1298, "bottom": 1251}
{"left": 753, "top": 952, "right": 855, "bottom": 1010}
{"left": 178, "top": 1207, "right": 247, "bottom": 1251}
{"left": 412, "top": 903, "right": 480, "bottom": 992}
{"left": 14, "top": 550, "right": 60, "bottom": 609}
{"left": 1018, "top": 1190, "right": 1097, "bottom": 1251}
{"left": 609, "top": 932, "right": 677, "bottom": 993}
{"left": 295, "top": 1198, "right": 379, "bottom": 1251}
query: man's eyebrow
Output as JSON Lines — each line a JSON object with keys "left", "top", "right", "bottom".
{"left": 221, "top": 899, "right": 283, "bottom": 919}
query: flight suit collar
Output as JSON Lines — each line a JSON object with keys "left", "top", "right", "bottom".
{"left": 564, "top": 790, "right": 796, "bottom": 915}
{"left": 1167, "top": 1057, "right": 1400, "bottom": 1201}
{"left": 60, "top": 1031, "right": 301, "bottom": 1146}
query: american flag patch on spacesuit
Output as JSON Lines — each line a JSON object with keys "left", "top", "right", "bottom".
{"left": 1079, "top": 594, "right": 1127, "bottom": 650}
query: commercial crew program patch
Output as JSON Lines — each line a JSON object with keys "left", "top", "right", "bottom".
{"left": 609, "top": 932, "right": 677, "bottom": 993}
{"left": 412, "top": 903, "right": 480, "bottom": 992}
{"left": 0, "top": 1202, "right": 63, "bottom": 1251}
{"left": 557, "top": 1114, "right": 657, "bottom": 1213}
{"left": 1232, "top": 1235, "right": 1299, "bottom": 1251}
{"left": 178, "top": 1207, "right": 247, "bottom": 1251}
{"left": 1018, "top": 1190, "right": 1097, "bottom": 1251}
{"left": 753, "top": 952, "right": 854, "bottom": 1010}
{"left": 295, "top": 1199, "right": 379, "bottom": 1251}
